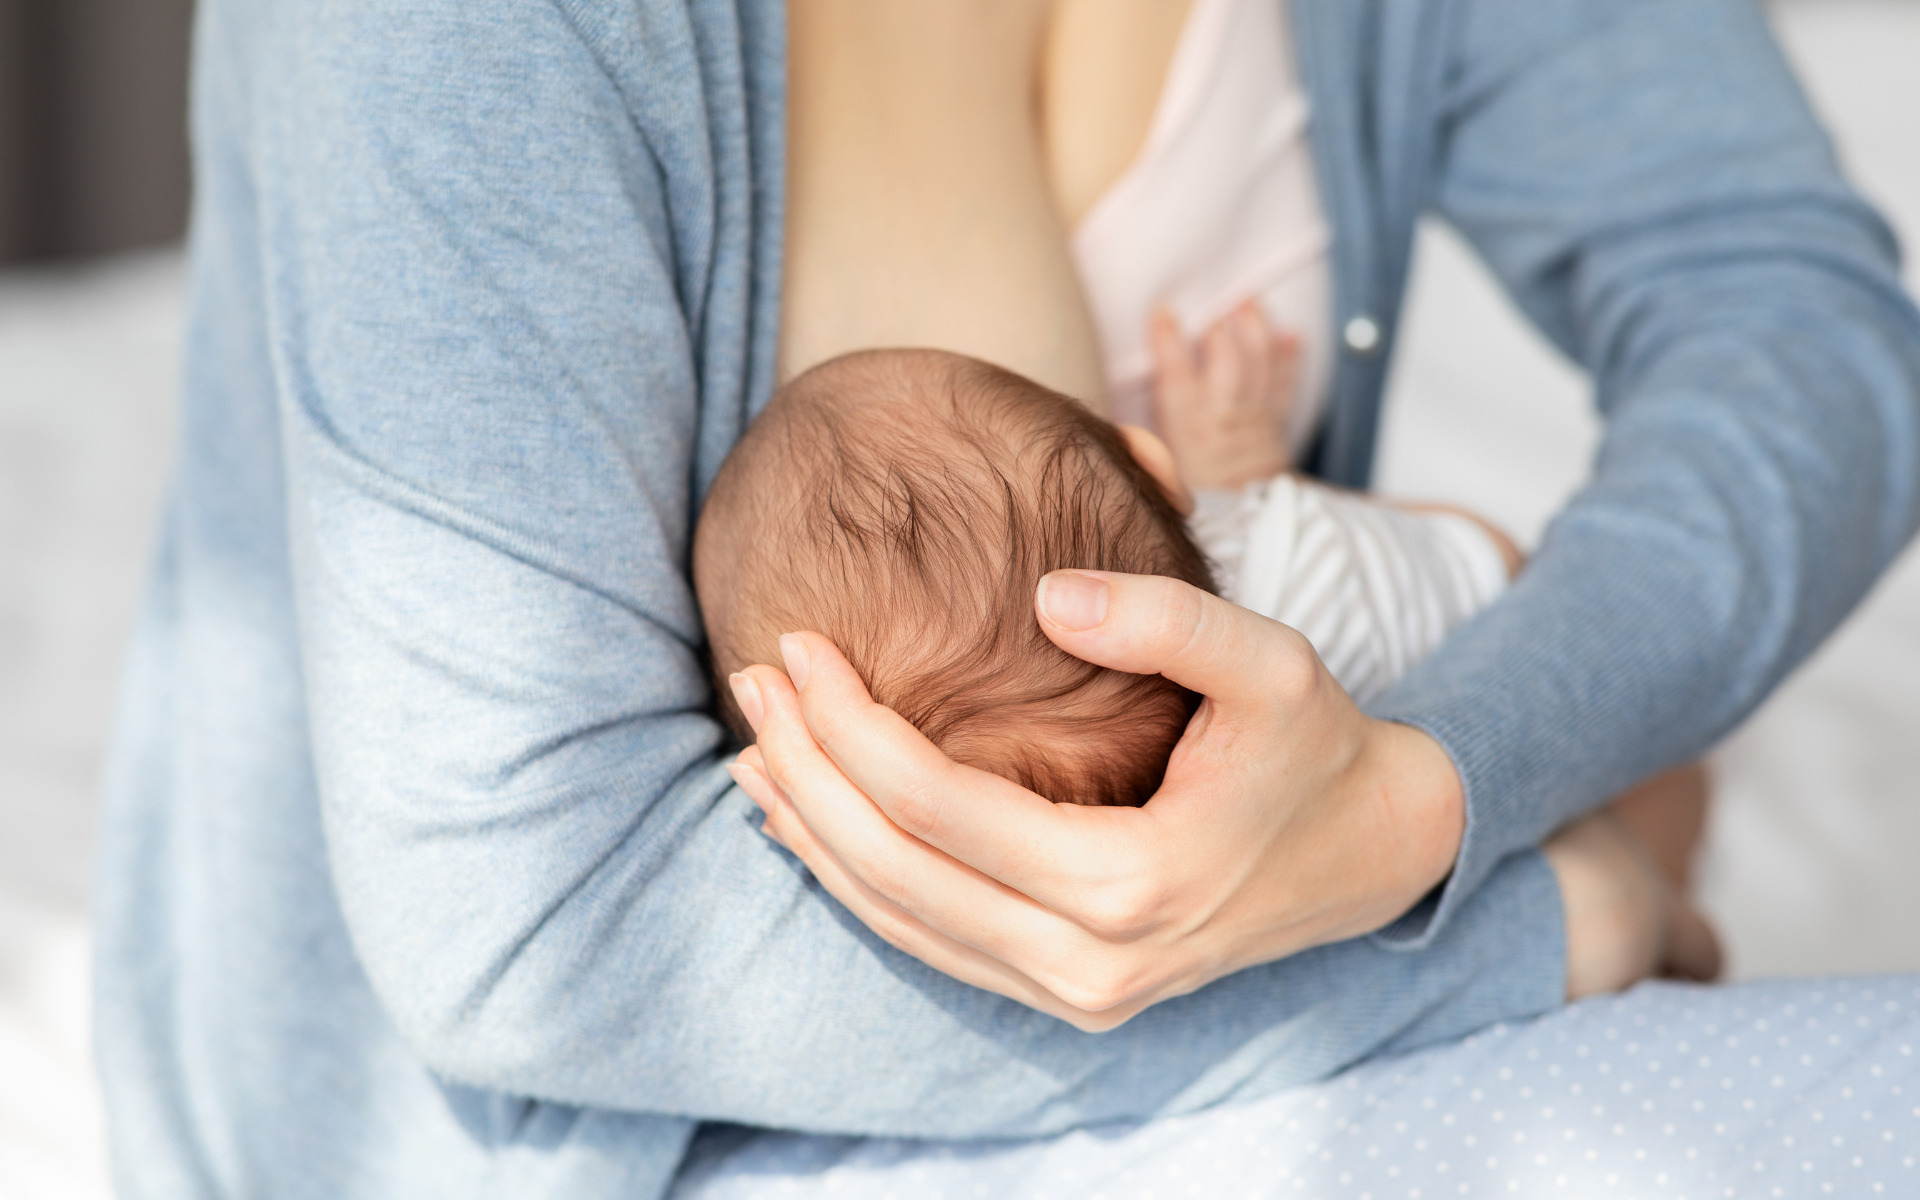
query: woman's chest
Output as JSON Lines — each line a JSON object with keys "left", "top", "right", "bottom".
{"left": 778, "top": 0, "right": 1191, "bottom": 402}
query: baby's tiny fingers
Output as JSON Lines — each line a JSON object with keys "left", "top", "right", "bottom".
{"left": 1229, "top": 303, "right": 1274, "bottom": 409}
{"left": 1150, "top": 309, "right": 1190, "bottom": 363}
{"left": 1233, "top": 300, "right": 1270, "bottom": 350}
{"left": 1201, "top": 318, "right": 1246, "bottom": 406}
{"left": 1149, "top": 310, "right": 1198, "bottom": 395}
{"left": 1268, "top": 329, "right": 1300, "bottom": 385}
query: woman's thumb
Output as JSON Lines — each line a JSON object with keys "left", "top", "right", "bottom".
{"left": 1036, "top": 570, "right": 1322, "bottom": 706}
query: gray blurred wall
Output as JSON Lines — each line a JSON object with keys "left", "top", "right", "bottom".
{"left": 0, "top": 0, "right": 194, "bottom": 263}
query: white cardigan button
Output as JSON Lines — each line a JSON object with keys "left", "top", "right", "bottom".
{"left": 1343, "top": 315, "right": 1382, "bottom": 355}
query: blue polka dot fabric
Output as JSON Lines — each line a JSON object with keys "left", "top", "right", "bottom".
{"left": 670, "top": 977, "right": 1920, "bottom": 1199}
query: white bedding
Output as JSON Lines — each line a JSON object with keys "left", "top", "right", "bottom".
{"left": 672, "top": 977, "right": 1920, "bottom": 1199}
{"left": 2, "top": 3, "right": 1915, "bottom": 1194}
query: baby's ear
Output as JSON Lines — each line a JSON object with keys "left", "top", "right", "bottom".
{"left": 1116, "top": 425, "right": 1193, "bottom": 516}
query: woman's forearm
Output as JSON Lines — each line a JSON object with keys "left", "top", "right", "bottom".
{"left": 1374, "top": 0, "right": 1920, "bottom": 948}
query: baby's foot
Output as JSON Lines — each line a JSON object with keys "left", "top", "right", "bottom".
{"left": 1662, "top": 899, "right": 1725, "bottom": 983}
{"left": 1605, "top": 762, "right": 1723, "bottom": 980}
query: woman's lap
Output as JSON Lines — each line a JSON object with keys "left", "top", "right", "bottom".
{"left": 672, "top": 976, "right": 1920, "bottom": 1198}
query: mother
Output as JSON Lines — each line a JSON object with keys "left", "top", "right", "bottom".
{"left": 96, "top": 1, "right": 1920, "bottom": 1199}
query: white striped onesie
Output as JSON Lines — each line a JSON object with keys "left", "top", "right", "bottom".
{"left": 1187, "top": 478, "right": 1511, "bottom": 704}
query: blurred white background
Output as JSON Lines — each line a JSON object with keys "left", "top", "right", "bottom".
{"left": 1, "top": 2, "right": 1916, "bottom": 1196}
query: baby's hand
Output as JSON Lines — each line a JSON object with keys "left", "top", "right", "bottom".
{"left": 1149, "top": 300, "right": 1298, "bottom": 491}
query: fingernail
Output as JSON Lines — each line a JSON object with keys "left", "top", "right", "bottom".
{"left": 725, "top": 759, "right": 758, "bottom": 795}
{"left": 778, "top": 633, "right": 811, "bottom": 691}
{"left": 729, "top": 672, "right": 764, "bottom": 731}
{"left": 1039, "top": 571, "right": 1109, "bottom": 631}
{"left": 727, "top": 759, "right": 770, "bottom": 808}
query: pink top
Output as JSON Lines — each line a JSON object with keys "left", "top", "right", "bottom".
{"left": 1071, "top": 0, "right": 1332, "bottom": 453}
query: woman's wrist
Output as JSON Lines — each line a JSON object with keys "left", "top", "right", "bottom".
{"left": 1355, "top": 719, "right": 1468, "bottom": 924}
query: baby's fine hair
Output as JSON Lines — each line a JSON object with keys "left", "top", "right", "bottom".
{"left": 694, "top": 348, "right": 1215, "bottom": 806}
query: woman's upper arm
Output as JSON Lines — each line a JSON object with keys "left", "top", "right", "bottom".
{"left": 1371, "top": 0, "right": 1920, "bottom": 945}
{"left": 261, "top": 0, "right": 760, "bottom": 1099}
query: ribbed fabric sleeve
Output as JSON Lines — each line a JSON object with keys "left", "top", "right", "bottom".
{"left": 1369, "top": 0, "right": 1920, "bottom": 949}
{"left": 1190, "top": 478, "right": 1511, "bottom": 703}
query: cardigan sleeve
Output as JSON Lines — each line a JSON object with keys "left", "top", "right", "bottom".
{"left": 1370, "top": 0, "right": 1920, "bottom": 947}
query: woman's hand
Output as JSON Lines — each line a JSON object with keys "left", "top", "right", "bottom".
{"left": 725, "top": 569, "right": 1468, "bottom": 1030}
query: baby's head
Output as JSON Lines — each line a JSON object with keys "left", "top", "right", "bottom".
{"left": 694, "top": 349, "right": 1213, "bottom": 806}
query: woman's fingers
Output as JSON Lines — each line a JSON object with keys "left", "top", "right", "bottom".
{"left": 771, "top": 634, "right": 1182, "bottom": 938}
{"left": 1035, "top": 570, "right": 1322, "bottom": 709}
{"left": 740, "top": 656, "right": 1140, "bottom": 973}
{"left": 741, "top": 658, "right": 1004, "bottom": 911}
{"left": 778, "top": 634, "right": 1127, "bottom": 864}
{"left": 771, "top": 633, "right": 1039, "bottom": 844}
{"left": 726, "top": 745, "right": 788, "bottom": 841}
{"left": 728, "top": 754, "right": 1144, "bottom": 1031}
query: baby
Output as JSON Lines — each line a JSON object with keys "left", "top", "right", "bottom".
{"left": 693, "top": 343, "right": 1509, "bottom": 807}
